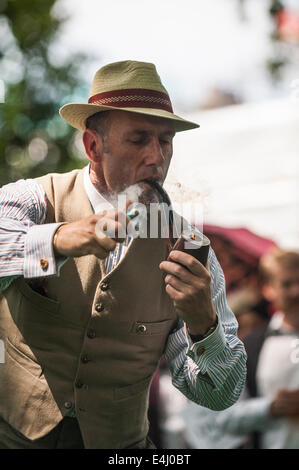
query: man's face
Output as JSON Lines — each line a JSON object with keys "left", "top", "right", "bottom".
{"left": 94, "top": 111, "right": 175, "bottom": 194}
{"left": 265, "top": 264, "right": 299, "bottom": 316}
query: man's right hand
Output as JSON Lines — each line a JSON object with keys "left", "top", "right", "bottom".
{"left": 270, "top": 388, "right": 299, "bottom": 418}
{"left": 53, "top": 204, "right": 131, "bottom": 259}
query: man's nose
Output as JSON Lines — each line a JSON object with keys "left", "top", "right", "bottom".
{"left": 144, "top": 138, "right": 165, "bottom": 166}
{"left": 290, "top": 282, "right": 299, "bottom": 298}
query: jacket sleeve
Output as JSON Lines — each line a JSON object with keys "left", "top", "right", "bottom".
{"left": 163, "top": 247, "right": 247, "bottom": 410}
{"left": 0, "top": 178, "right": 66, "bottom": 290}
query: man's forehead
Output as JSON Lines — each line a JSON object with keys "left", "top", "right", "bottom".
{"left": 273, "top": 263, "right": 299, "bottom": 281}
{"left": 108, "top": 110, "right": 176, "bottom": 133}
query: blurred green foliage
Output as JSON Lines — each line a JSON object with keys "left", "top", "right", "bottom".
{"left": 0, "top": 0, "right": 89, "bottom": 186}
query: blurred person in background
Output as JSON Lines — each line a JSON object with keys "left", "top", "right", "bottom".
{"left": 180, "top": 286, "right": 269, "bottom": 449}
{"left": 245, "top": 248, "right": 299, "bottom": 449}
{"left": 227, "top": 288, "right": 269, "bottom": 342}
{"left": 0, "top": 60, "right": 246, "bottom": 449}
{"left": 181, "top": 249, "right": 299, "bottom": 449}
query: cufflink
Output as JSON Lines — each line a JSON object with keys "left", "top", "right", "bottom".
{"left": 40, "top": 258, "right": 49, "bottom": 270}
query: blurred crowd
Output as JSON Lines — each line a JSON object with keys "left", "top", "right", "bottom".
{"left": 147, "top": 226, "right": 299, "bottom": 449}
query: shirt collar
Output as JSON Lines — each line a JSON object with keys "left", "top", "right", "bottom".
{"left": 83, "top": 164, "right": 114, "bottom": 213}
{"left": 268, "top": 311, "right": 298, "bottom": 335}
{"left": 268, "top": 312, "right": 284, "bottom": 332}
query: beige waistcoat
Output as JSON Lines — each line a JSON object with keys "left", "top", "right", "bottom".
{"left": 0, "top": 169, "right": 177, "bottom": 448}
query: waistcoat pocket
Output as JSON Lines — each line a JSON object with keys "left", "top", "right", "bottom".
{"left": 130, "top": 318, "right": 174, "bottom": 336}
{"left": 16, "top": 278, "right": 60, "bottom": 315}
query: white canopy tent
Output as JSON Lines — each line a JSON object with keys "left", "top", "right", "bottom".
{"left": 165, "top": 98, "right": 299, "bottom": 249}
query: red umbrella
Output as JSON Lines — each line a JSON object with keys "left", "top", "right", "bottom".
{"left": 202, "top": 224, "right": 278, "bottom": 293}
{"left": 204, "top": 224, "right": 277, "bottom": 264}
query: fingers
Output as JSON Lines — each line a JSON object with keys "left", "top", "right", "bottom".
{"left": 276, "top": 389, "right": 299, "bottom": 401}
{"left": 159, "top": 260, "right": 193, "bottom": 285}
{"left": 95, "top": 204, "right": 132, "bottom": 243}
{"left": 165, "top": 283, "right": 185, "bottom": 302}
{"left": 95, "top": 219, "right": 127, "bottom": 243}
{"left": 104, "top": 199, "right": 133, "bottom": 224}
{"left": 92, "top": 201, "right": 134, "bottom": 255}
{"left": 167, "top": 250, "right": 210, "bottom": 278}
{"left": 271, "top": 389, "right": 299, "bottom": 417}
{"left": 91, "top": 243, "right": 114, "bottom": 259}
{"left": 160, "top": 257, "right": 209, "bottom": 304}
{"left": 159, "top": 253, "right": 211, "bottom": 286}
{"left": 165, "top": 273, "right": 187, "bottom": 292}
{"left": 275, "top": 403, "right": 299, "bottom": 417}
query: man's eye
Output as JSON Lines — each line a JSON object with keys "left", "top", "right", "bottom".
{"left": 282, "top": 281, "right": 291, "bottom": 289}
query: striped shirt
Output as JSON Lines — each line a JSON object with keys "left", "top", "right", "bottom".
{"left": 0, "top": 167, "right": 246, "bottom": 410}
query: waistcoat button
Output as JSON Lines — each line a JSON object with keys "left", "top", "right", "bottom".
{"left": 100, "top": 281, "right": 109, "bottom": 291}
{"left": 64, "top": 401, "right": 72, "bottom": 409}
{"left": 136, "top": 324, "right": 147, "bottom": 333}
{"left": 95, "top": 303, "right": 104, "bottom": 313}
{"left": 81, "top": 354, "right": 90, "bottom": 364}
{"left": 75, "top": 380, "right": 83, "bottom": 389}
{"left": 87, "top": 329, "right": 96, "bottom": 339}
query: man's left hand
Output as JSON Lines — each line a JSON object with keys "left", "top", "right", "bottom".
{"left": 159, "top": 250, "right": 216, "bottom": 336}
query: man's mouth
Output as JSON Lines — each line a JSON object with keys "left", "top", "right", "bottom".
{"left": 137, "top": 176, "right": 162, "bottom": 185}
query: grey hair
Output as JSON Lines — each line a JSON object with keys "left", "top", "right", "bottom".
{"left": 85, "top": 111, "right": 111, "bottom": 152}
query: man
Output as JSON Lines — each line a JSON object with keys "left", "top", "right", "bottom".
{"left": 246, "top": 248, "right": 299, "bottom": 448}
{"left": 180, "top": 287, "right": 269, "bottom": 449}
{"left": 181, "top": 248, "right": 299, "bottom": 449}
{"left": 0, "top": 60, "right": 246, "bottom": 449}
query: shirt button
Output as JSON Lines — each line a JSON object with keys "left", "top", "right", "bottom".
{"left": 87, "top": 329, "right": 96, "bottom": 339}
{"left": 64, "top": 401, "right": 72, "bottom": 409}
{"left": 81, "top": 355, "right": 90, "bottom": 364}
{"left": 40, "top": 259, "right": 49, "bottom": 271}
{"left": 100, "top": 281, "right": 109, "bottom": 291}
{"left": 95, "top": 303, "right": 104, "bottom": 313}
{"left": 136, "top": 324, "right": 147, "bottom": 334}
{"left": 197, "top": 346, "right": 205, "bottom": 355}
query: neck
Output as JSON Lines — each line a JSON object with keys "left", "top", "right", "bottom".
{"left": 89, "top": 164, "right": 109, "bottom": 196}
{"left": 282, "top": 311, "right": 299, "bottom": 332}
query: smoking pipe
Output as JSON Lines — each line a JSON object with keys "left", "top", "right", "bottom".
{"left": 140, "top": 179, "right": 210, "bottom": 266}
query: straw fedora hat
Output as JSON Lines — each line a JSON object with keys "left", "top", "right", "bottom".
{"left": 59, "top": 60, "right": 199, "bottom": 132}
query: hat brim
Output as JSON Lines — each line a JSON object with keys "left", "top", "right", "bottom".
{"left": 59, "top": 103, "right": 199, "bottom": 133}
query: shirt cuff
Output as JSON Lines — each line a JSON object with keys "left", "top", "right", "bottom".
{"left": 185, "top": 316, "right": 226, "bottom": 372}
{"left": 24, "top": 223, "right": 67, "bottom": 278}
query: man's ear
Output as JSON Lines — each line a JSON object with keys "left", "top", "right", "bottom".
{"left": 83, "top": 129, "right": 104, "bottom": 163}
